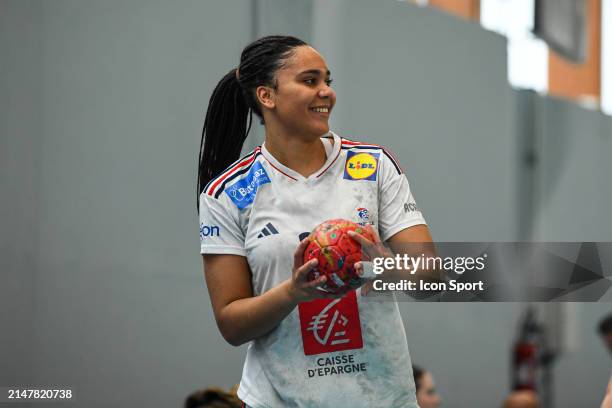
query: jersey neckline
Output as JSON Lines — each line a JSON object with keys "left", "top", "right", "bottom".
{"left": 260, "top": 132, "right": 342, "bottom": 181}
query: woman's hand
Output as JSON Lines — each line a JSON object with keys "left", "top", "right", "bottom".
{"left": 348, "top": 224, "right": 393, "bottom": 260}
{"left": 348, "top": 225, "right": 393, "bottom": 296}
{"left": 288, "top": 238, "right": 348, "bottom": 302}
{"left": 350, "top": 225, "right": 439, "bottom": 296}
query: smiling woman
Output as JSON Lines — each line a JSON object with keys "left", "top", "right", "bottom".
{"left": 196, "top": 35, "right": 432, "bottom": 408}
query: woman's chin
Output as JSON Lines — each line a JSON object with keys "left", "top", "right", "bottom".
{"left": 312, "top": 123, "right": 330, "bottom": 136}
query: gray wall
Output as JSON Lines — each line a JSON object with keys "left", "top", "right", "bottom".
{"left": 1, "top": 1, "right": 611, "bottom": 407}
{"left": 532, "top": 95, "right": 612, "bottom": 242}
{"left": 4, "top": 0, "right": 254, "bottom": 405}
{"left": 1, "top": 0, "right": 41, "bottom": 389}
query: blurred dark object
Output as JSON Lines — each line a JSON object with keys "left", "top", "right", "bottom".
{"left": 512, "top": 307, "right": 541, "bottom": 391}
{"left": 412, "top": 364, "right": 441, "bottom": 408}
{"left": 597, "top": 314, "right": 612, "bottom": 407}
{"left": 534, "top": 0, "right": 587, "bottom": 62}
{"left": 512, "top": 306, "right": 561, "bottom": 408}
{"left": 184, "top": 385, "right": 241, "bottom": 408}
{"left": 599, "top": 313, "right": 612, "bottom": 354}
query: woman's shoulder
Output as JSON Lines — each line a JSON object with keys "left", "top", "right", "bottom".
{"left": 335, "top": 133, "right": 393, "bottom": 154}
{"left": 333, "top": 133, "right": 382, "bottom": 149}
{"left": 202, "top": 147, "right": 264, "bottom": 200}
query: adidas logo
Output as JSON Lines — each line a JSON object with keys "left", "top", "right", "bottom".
{"left": 257, "top": 222, "right": 279, "bottom": 238}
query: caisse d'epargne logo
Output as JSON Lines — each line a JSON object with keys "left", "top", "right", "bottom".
{"left": 298, "top": 291, "right": 363, "bottom": 356}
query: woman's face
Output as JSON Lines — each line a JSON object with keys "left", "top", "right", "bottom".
{"left": 263, "top": 46, "right": 336, "bottom": 139}
{"left": 416, "top": 372, "right": 441, "bottom": 408}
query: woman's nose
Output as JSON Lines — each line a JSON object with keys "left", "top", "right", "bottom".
{"left": 319, "top": 85, "right": 335, "bottom": 98}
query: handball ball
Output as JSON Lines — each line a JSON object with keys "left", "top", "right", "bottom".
{"left": 303, "top": 219, "right": 376, "bottom": 294}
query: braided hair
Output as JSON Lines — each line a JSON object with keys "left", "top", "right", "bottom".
{"left": 197, "top": 35, "right": 308, "bottom": 210}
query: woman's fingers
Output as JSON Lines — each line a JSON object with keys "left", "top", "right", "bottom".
{"left": 354, "top": 261, "right": 364, "bottom": 276}
{"left": 305, "top": 272, "right": 326, "bottom": 289}
{"left": 364, "top": 223, "right": 382, "bottom": 243}
{"left": 293, "top": 238, "right": 310, "bottom": 268}
{"left": 318, "top": 287, "right": 350, "bottom": 299}
{"left": 295, "top": 258, "right": 318, "bottom": 281}
{"left": 347, "top": 230, "right": 373, "bottom": 247}
{"left": 348, "top": 230, "right": 378, "bottom": 259}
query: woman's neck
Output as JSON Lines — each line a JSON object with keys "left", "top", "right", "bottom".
{"left": 264, "top": 129, "right": 328, "bottom": 178}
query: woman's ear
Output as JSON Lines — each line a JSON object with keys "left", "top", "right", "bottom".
{"left": 256, "top": 85, "right": 276, "bottom": 110}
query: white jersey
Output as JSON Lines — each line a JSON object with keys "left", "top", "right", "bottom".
{"left": 199, "top": 132, "right": 426, "bottom": 408}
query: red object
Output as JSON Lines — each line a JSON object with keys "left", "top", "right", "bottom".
{"left": 512, "top": 308, "right": 540, "bottom": 391}
{"left": 298, "top": 290, "right": 363, "bottom": 355}
{"left": 303, "top": 219, "right": 376, "bottom": 294}
{"left": 513, "top": 341, "right": 538, "bottom": 390}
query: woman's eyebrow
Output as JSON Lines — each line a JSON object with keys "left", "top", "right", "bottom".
{"left": 297, "top": 69, "right": 331, "bottom": 77}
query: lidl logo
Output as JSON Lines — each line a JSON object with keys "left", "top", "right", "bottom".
{"left": 343, "top": 151, "right": 379, "bottom": 181}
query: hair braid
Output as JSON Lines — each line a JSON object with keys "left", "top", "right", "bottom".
{"left": 197, "top": 35, "right": 307, "bottom": 211}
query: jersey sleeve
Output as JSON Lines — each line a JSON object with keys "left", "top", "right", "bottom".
{"left": 377, "top": 150, "right": 427, "bottom": 242}
{"left": 198, "top": 192, "right": 246, "bottom": 256}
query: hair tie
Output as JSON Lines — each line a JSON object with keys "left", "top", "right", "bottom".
{"left": 235, "top": 66, "right": 240, "bottom": 81}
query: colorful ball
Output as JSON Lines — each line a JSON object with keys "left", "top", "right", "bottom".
{"left": 303, "top": 219, "right": 376, "bottom": 294}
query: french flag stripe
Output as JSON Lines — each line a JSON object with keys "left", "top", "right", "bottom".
{"left": 205, "top": 148, "right": 261, "bottom": 196}
{"left": 212, "top": 151, "right": 263, "bottom": 199}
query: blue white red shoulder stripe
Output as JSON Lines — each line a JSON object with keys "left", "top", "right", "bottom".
{"left": 204, "top": 147, "right": 262, "bottom": 198}
{"left": 340, "top": 138, "right": 403, "bottom": 175}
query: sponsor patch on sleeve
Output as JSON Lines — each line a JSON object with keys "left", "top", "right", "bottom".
{"left": 343, "top": 151, "right": 379, "bottom": 181}
{"left": 199, "top": 223, "right": 220, "bottom": 240}
{"left": 225, "top": 161, "right": 271, "bottom": 209}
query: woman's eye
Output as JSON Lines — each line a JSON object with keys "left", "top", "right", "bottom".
{"left": 304, "top": 78, "right": 333, "bottom": 86}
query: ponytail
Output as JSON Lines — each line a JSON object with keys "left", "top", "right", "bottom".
{"left": 197, "top": 68, "right": 252, "bottom": 210}
{"left": 197, "top": 35, "right": 308, "bottom": 211}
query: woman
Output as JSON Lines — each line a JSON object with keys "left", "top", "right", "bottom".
{"left": 412, "top": 365, "right": 441, "bottom": 408}
{"left": 197, "top": 35, "right": 433, "bottom": 408}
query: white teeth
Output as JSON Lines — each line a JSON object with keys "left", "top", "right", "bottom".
{"left": 312, "top": 107, "right": 329, "bottom": 113}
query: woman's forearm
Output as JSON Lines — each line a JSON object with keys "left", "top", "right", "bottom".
{"left": 217, "top": 279, "right": 298, "bottom": 346}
